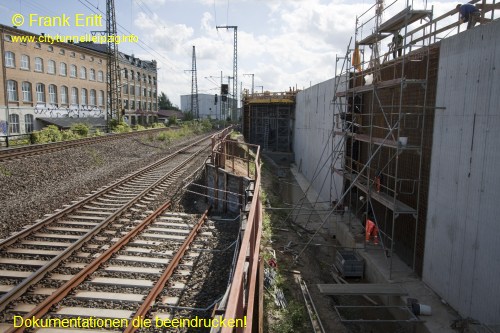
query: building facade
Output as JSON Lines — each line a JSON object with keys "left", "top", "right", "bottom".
{"left": 0, "top": 24, "right": 158, "bottom": 137}
{"left": 181, "top": 93, "right": 236, "bottom": 120}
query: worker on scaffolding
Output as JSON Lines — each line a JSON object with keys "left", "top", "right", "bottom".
{"left": 364, "top": 215, "right": 379, "bottom": 245}
{"left": 391, "top": 32, "right": 404, "bottom": 59}
{"left": 456, "top": 3, "right": 481, "bottom": 30}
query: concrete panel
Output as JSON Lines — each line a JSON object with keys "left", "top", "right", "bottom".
{"left": 293, "top": 77, "right": 344, "bottom": 206}
{"left": 424, "top": 20, "right": 500, "bottom": 325}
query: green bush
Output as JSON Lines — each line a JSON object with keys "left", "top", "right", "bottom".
{"left": 168, "top": 116, "right": 177, "bottom": 126}
{"left": 111, "top": 121, "right": 132, "bottom": 133}
{"left": 93, "top": 129, "right": 104, "bottom": 137}
{"left": 151, "top": 122, "right": 165, "bottom": 128}
{"left": 70, "top": 123, "right": 89, "bottom": 137}
{"left": 31, "top": 125, "right": 62, "bottom": 143}
{"left": 61, "top": 129, "right": 79, "bottom": 141}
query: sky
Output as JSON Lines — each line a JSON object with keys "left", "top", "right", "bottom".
{"left": 0, "top": 0, "right": 462, "bottom": 107}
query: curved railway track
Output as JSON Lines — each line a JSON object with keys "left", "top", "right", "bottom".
{"left": 0, "top": 127, "right": 172, "bottom": 161}
{"left": 0, "top": 132, "right": 222, "bottom": 331}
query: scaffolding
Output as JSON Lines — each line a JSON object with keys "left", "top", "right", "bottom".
{"left": 242, "top": 91, "right": 297, "bottom": 152}
{"left": 332, "top": 0, "right": 499, "bottom": 278}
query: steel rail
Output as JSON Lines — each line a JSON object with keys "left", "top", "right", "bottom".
{"left": 124, "top": 208, "right": 210, "bottom": 333}
{"left": 0, "top": 127, "right": 171, "bottom": 160}
{"left": 5, "top": 146, "right": 213, "bottom": 333}
{"left": 0, "top": 133, "right": 213, "bottom": 313}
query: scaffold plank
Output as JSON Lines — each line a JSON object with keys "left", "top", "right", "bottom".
{"left": 318, "top": 283, "right": 408, "bottom": 296}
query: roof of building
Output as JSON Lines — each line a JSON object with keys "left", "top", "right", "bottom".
{"left": 38, "top": 117, "right": 106, "bottom": 129}
{"left": 158, "top": 109, "right": 184, "bottom": 119}
{"left": 77, "top": 42, "right": 157, "bottom": 71}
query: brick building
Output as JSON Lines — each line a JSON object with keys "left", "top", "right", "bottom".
{"left": 0, "top": 24, "right": 158, "bottom": 137}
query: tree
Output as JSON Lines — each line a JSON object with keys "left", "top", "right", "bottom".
{"left": 159, "top": 92, "right": 179, "bottom": 110}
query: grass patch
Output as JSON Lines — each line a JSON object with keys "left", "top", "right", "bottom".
{"left": 0, "top": 165, "right": 11, "bottom": 176}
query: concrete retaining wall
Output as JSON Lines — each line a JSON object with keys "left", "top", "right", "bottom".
{"left": 423, "top": 20, "right": 500, "bottom": 325}
{"left": 293, "top": 77, "right": 345, "bottom": 206}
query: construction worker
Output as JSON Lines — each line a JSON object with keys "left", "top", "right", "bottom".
{"left": 456, "top": 3, "right": 481, "bottom": 30}
{"left": 374, "top": 170, "right": 383, "bottom": 193}
{"left": 392, "top": 32, "right": 403, "bottom": 59}
{"left": 365, "top": 218, "right": 379, "bottom": 245}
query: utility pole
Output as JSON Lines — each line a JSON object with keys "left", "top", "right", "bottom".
{"left": 216, "top": 25, "right": 238, "bottom": 121}
{"left": 191, "top": 46, "right": 199, "bottom": 119}
{"left": 106, "top": 0, "right": 121, "bottom": 127}
{"left": 243, "top": 73, "right": 254, "bottom": 95}
{"left": 184, "top": 46, "right": 200, "bottom": 119}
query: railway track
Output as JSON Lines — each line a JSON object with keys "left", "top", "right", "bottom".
{"left": 0, "top": 132, "right": 225, "bottom": 331}
{"left": 0, "top": 127, "right": 172, "bottom": 161}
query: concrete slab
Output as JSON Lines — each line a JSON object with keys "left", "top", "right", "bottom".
{"left": 56, "top": 220, "right": 99, "bottom": 226}
{"left": 12, "top": 303, "right": 36, "bottom": 312}
{"left": 75, "top": 210, "right": 113, "bottom": 216}
{"left": 49, "top": 274, "right": 73, "bottom": 281}
{"left": 114, "top": 255, "right": 170, "bottom": 265}
{"left": 74, "top": 291, "right": 144, "bottom": 302}
{"left": 0, "top": 270, "right": 32, "bottom": 278}
{"left": 139, "top": 233, "right": 186, "bottom": 241}
{"left": 32, "top": 288, "right": 57, "bottom": 295}
{"left": 33, "top": 233, "right": 81, "bottom": 240}
{"left": 157, "top": 216, "right": 184, "bottom": 221}
{"left": 6, "top": 248, "right": 61, "bottom": 256}
{"left": 104, "top": 265, "right": 162, "bottom": 275}
{"left": 0, "top": 324, "right": 13, "bottom": 333}
{"left": 45, "top": 227, "right": 89, "bottom": 233}
{"left": 20, "top": 240, "right": 71, "bottom": 247}
{"left": 90, "top": 277, "right": 153, "bottom": 288}
{"left": 123, "top": 247, "right": 173, "bottom": 256}
{"left": 0, "top": 285, "right": 13, "bottom": 293}
{"left": 56, "top": 306, "right": 133, "bottom": 319}
{"left": 146, "top": 227, "right": 190, "bottom": 234}
{"left": 128, "top": 240, "right": 163, "bottom": 246}
{"left": 66, "top": 215, "right": 106, "bottom": 220}
{"left": 64, "top": 262, "right": 87, "bottom": 269}
{"left": 154, "top": 221, "right": 192, "bottom": 228}
{"left": 161, "top": 296, "right": 179, "bottom": 305}
{"left": 0, "top": 258, "right": 47, "bottom": 266}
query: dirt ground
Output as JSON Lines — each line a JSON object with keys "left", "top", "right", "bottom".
{"left": 260, "top": 157, "right": 403, "bottom": 333}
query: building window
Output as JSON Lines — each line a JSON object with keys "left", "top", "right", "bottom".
{"left": 4, "top": 35, "right": 13, "bottom": 42}
{"left": 124, "top": 69, "right": 128, "bottom": 79}
{"left": 80, "top": 54, "right": 85, "bottom": 60}
{"left": 47, "top": 60, "right": 56, "bottom": 74}
{"left": 98, "top": 90, "right": 104, "bottom": 106}
{"left": 80, "top": 66, "right": 86, "bottom": 79}
{"left": 9, "top": 114, "right": 20, "bottom": 134}
{"left": 7, "top": 80, "right": 18, "bottom": 101}
{"left": 143, "top": 74, "right": 146, "bottom": 82}
{"left": 143, "top": 88, "right": 147, "bottom": 97}
{"left": 35, "top": 42, "right": 41, "bottom": 49}
{"left": 81, "top": 88, "right": 87, "bottom": 105}
{"left": 60, "top": 62, "right": 67, "bottom": 76}
{"left": 5, "top": 51, "right": 15, "bottom": 67}
{"left": 48, "top": 46, "right": 53, "bottom": 52}
{"left": 70, "top": 65, "right": 77, "bottom": 78}
{"left": 124, "top": 99, "right": 129, "bottom": 109}
{"left": 135, "top": 85, "right": 140, "bottom": 96}
{"left": 123, "top": 84, "right": 128, "bottom": 94}
{"left": 25, "top": 114, "right": 34, "bottom": 133}
{"left": 35, "top": 57, "right": 43, "bottom": 72}
{"left": 48, "top": 84, "right": 57, "bottom": 104}
{"left": 131, "top": 71, "right": 135, "bottom": 80}
{"left": 148, "top": 75, "right": 152, "bottom": 84}
{"left": 36, "top": 83, "right": 45, "bottom": 102}
{"left": 130, "top": 85, "right": 135, "bottom": 96}
{"left": 89, "top": 56, "right": 94, "bottom": 62}
{"left": 59, "top": 48, "right": 65, "bottom": 55}
{"left": 70, "top": 51, "right": 75, "bottom": 58}
{"left": 60, "top": 86, "right": 68, "bottom": 104}
{"left": 89, "top": 68, "right": 95, "bottom": 81}
{"left": 97, "top": 70, "right": 104, "bottom": 82}
{"left": 90, "top": 89, "right": 96, "bottom": 106}
{"left": 71, "top": 87, "right": 78, "bottom": 104}
{"left": 22, "top": 82, "right": 32, "bottom": 102}
{"left": 21, "top": 54, "right": 29, "bottom": 70}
